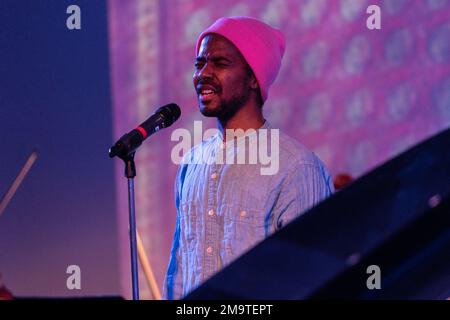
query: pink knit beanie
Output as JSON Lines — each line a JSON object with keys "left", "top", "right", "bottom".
{"left": 196, "top": 16, "right": 285, "bottom": 103}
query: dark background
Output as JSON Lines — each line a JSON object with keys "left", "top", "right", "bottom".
{"left": 0, "top": 0, "right": 120, "bottom": 297}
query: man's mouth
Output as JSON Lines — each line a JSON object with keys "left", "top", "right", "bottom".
{"left": 197, "top": 86, "right": 218, "bottom": 102}
{"left": 200, "top": 89, "right": 215, "bottom": 98}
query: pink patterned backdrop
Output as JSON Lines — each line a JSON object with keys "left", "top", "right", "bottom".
{"left": 108, "top": 0, "right": 450, "bottom": 299}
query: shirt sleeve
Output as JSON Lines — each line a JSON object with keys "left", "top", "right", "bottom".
{"left": 162, "top": 166, "right": 185, "bottom": 300}
{"left": 274, "top": 162, "right": 334, "bottom": 230}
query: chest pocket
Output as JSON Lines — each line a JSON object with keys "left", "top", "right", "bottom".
{"left": 222, "top": 204, "right": 268, "bottom": 260}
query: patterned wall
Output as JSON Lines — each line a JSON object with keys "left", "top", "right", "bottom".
{"left": 108, "top": 0, "right": 450, "bottom": 299}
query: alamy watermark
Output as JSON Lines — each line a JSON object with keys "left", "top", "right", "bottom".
{"left": 66, "top": 5, "right": 81, "bottom": 30}
{"left": 366, "top": 265, "right": 381, "bottom": 290}
{"left": 66, "top": 264, "right": 81, "bottom": 290}
{"left": 367, "top": 5, "right": 381, "bottom": 30}
{"left": 64, "top": 4, "right": 379, "bottom": 32}
{"left": 171, "top": 121, "right": 280, "bottom": 176}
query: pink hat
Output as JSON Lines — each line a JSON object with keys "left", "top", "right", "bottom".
{"left": 196, "top": 16, "right": 285, "bottom": 103}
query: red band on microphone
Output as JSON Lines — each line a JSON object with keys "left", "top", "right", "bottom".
{"left": 136, "top": 126, "right": 148, "bottom": 139}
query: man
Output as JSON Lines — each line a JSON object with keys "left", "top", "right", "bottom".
{"left": 163, "top": 16, "right": 334, "bottom": 300}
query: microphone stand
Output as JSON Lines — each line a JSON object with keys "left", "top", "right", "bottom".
{"left": 109, "top": 104, "right": 180, "bottom": 300}
{"left": 119, "top": 151, "right": 139, "bottom": 300}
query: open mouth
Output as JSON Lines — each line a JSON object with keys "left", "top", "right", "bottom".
{"left": 197, "top": 86, "right": 218, "bottom": 102}
{"left": 199, "top": 89, "right": 216, "bottom": 99}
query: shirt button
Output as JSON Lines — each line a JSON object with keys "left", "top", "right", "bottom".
{"left": 211, "top": 172, "right": 218, "bottom": 180}
{"left": 220, "top": 143, "right": 226, "bottom": 150}
{"left": 240, "top": 210, "right": 247, "bottom": 217}
{"left": 206, "top": 246, "right": 213, "bottom": 254}
{"left": 208, "top": 209, "right": 215, "bottom": 216}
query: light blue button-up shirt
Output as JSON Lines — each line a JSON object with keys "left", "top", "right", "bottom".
{"left": 163, "top": 121, "right": 334, "bottom": 299}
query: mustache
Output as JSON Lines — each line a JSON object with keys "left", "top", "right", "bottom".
{"left": 196, "top": 80, "right": 221, "bottom": 91}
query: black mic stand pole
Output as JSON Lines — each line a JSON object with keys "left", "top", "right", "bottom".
{"left": 119, "top": 151, "right": 139, "bottom": 300}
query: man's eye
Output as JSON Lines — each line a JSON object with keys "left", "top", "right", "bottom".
{"left": 194, "top": 62, "right": 203, "bottom": 68}
{"left": 213, "top": 61, "right": 230, "bottom": 67}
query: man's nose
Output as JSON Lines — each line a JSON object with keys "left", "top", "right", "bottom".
{"left": 196, "top": 62, "right": 213, "bottom": 80}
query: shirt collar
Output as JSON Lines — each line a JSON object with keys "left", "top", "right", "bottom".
{"left": 215, "top": 119, "right": 272, "bottom": 145}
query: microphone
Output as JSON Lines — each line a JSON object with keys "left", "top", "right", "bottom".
{"left": 109, "top": 103, "right": 181, "bottom": 158}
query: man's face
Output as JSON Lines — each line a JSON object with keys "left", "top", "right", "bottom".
{"left": 193, "top": 34, "right": 256, "bottom": 120}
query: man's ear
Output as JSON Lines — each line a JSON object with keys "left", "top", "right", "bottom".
{"left": 249, "top": 73, "right": 259, "bottom": 90}
{"left": 249, "top": 73, "right": 263, "bottom": 107}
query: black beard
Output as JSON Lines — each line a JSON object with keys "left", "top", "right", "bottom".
{"left": 200, "top": 91, "right": 251, "bottom": 122}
